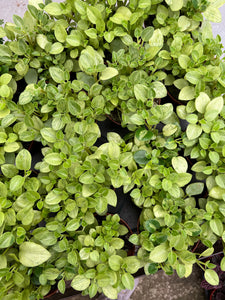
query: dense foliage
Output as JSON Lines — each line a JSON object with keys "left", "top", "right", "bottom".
{"left": 1, "top": 0, "right": 225, "bottom": 299}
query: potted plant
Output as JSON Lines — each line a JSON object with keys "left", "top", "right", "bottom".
{"left": 1, "top": 0, "right": 225, "bottom": 299}
{"left": 200, "top": 251, "right": 225, "bottom": 300}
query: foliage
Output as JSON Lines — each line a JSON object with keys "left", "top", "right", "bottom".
{"left": 201, "top": 253, "right": 225, "bottom": 300}
{"left": 1, "top": 0, "right": 225, "bottom": 298}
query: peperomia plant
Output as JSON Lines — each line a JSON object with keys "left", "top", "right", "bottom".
{"left": 69, "top": 214, "right": 140, "bottom": 299}
{"left": 1, "top": 0, "right": 225, "bottom": 299}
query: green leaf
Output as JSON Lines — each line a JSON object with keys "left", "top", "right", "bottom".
{"left": 141, "top": 26, "right": 154, "bottom": 41}
{"left": 90, "top": 250, "right": 99, "bottom": 262}
{"left": 134, "top": 150, "right": 149, "bottom": 165}
{"left": 200, "top": 248, "right": 214, "bottom": 258}
{"left": 0, "top": 44, "right": 12, "bottom": 57}
{"left": 66, "top": 33, "right": 81, "bottom": 47}
{"left": 0, "top": 73, "right": 12, "bottom": 85}
{"left": 152, "top": 81, "right": 167, "bottom": 98}
{"left": 79, "top": 172, "right": 94, "bottom": 184}
{"left": 191, "top": 161, "right": 206, "bottom": 172}
{"left": 89, "top": 283, "right": 98, "bottom": 298}
{"left": 167, "top": 0, "right": 183, "bottom": 11}
{"left": 179, "top": 86, "right": 195, "bottom": 101}
{"left": 49, "top": 67, "right": 66, "bottom": 83}
{"left": 220, "top": 257, "right": 225, "bottom": 271}
{"left": 150, "top": 243, "right": 169, "bottom": 263}
{"left": 43, "top": 268, "right": 60, "bottom": 281}
{"left": 0, "top": 182, "right": 7, "bottom": 198}
{"left": 138, "top": 0, "right": 151, "bottom": 8}
{"left": 134, "top": 84, "right": 149, "bottom": 101}
{"left": 109, "top": 255, "right": 123, "bottom": 271}
{"left": 68, "top": 251, "right": 78, "bottom": 266}
{"left": 122, "top": 273, "right": 134, "bottom": 290}
{"left": 66, "top": 219, "right": 80, "bottom": 231}
{"left": 209, "top": 151, "right": 219, "bottom": 164}
{"left": 16, "top": 149, "right": 31, "bottom": 171}
{"left": 1, "top": 164, "right": 18, "bottom": 178}
{"left": 104, "top": 31, "right": 114, "bottom": 43}
{"left": 195, "top": 92, "right": 210, "bottom": 113}
{"left": 71, "top": 275, "right": 90, "bottom": 291}
{"left": 36, "top": 34, "right": 49, "bottom": 49}
{"left": 82, "top": 184, "right": 98, "bottom": 197}
{"left": 85, "top": 28, "right": 97, "bottom": 39}
{"left": 129, "top": 114, "right": 145, "bottom": 125}
{"left": 156, "top": 5, "right": 168, "bottom": 24}
{"left": 87, "top": 6, "right": 103, "bottom": 24}
{"left": 172, "top": 156, "right": 188, "bottom": 173}
{"left": 0, "top": 27, "right": 6, "bottom": 39}
{"left": 44, "top": 153, "right": 63, "bottom": 166}
{"left": 15, "top": 60, "right": 29, "bottom": 76}
{"left": 4, "top": 142, "right": 20, "bottom": 153}
{"left": 203, "top": 6, "right": 221, "bottom": 22}
{"left": 123, "top": 256, "right": 140, "bottom": 273}
{"left": 45, "top": 2, "right": 63, "bottom": 16}
{"left": 24, "top": 69, "right": 38, "bottom": 84}
{"left": 0, "top": 232, "right": 15, "bottom": 248}
{"left": 129, "top": 234, "right": 139, "bottom": 245}
{"left": 49, "top": 42, "right": 64, "bottom": 55}
{"left": 135, "top": 128, "right": 153, "bottom": 142}
{"left": 0, "top": 132, "right": 7, "bottom": 144}
{"left": 40, "top": 128, "right": 57, "bottom": 143}
{"left": 110, "top": 6, "right": 132, "bottom": 24}
{"left": 178, "top": 16, "right": 191, "bottom": 31}
{"left": 0, "top": 212, "right": 5, "bottom": 227}
{"left": 33, "top": 230, "right": 57, "bottom": 247}
{"left": 1, "top": 115, "right": 17, "bottom": 128}
{"left": 175, "top": 173, "right": 192, "bottom": 187}
{"left": 111, "top": 238, "right": 124, "bottom": 249}
{"left": 58, "top": 279, "right": 66, "bottom": 294}
{"left": 144, "top": 219, "right": 161, "bottom": 233}
{"left": 19, "top": 242, "right": 51, "bottom": 267}
{"left": 176, "top": 264, "right": 186, "bottom": 278}
{"left": 178, "top": 55, "right": 190, "bottom": 69}
{"left": 186, "top": 182, "right": 204, "bottom": 196}
{"left": 96, "top": 197, "right": 107, "bottom": 214}
{"left": 210, "top": 219, "right": 224, "bottom": 236}
{"left": 163, "top": 124, "right": 177, "bottom": 136}
{"left": 45, "top": 190, "right": 66, "bottom": 205}
{"left": 0, "top": 85, "right": 10, "bottom": 98}
{"left": 100, "top": 67, "right": 118, "bottom": 80}
{"left": 105, "top": 189, "right": 117, "bottom": 207}
{"left": 102, "top": 286, "right": 118, "bottom": 299}
{"left": 211, "top": 0, "right": 225, "bottom": 8}
{"left": 204, "top": 269, "right": 219, "bottom": 286}
{"left": 184, "top": 221, "right": 201, "bottom": 237}
{"left": 215, "top": 174, "right": 225, "bottom": 189}
{"left": 54, "top": 23, "right": 67, "bottom": 43}
{"left": 168, "top": 184, "right": 181, "bottom": 198}
{"left": 209, "top": 186, "right": 225, "bottom": 200}
{"left": 19, "top": 90, "right": 33, "bottom": 105}
{"left": 148, "top": 29, "right": 163, "bottom": 59}
{"left": 186, "top": 124, "right": 202, "bottom": 140}
{"left": 108, "top": 142, "right": 120, "bottom": 160}
{"left": 148, "top": 263, "right": 158, "bottom": 274}
{"left": 204, "top": 96, "right": 223, "bottom": 121}
{"left": 79, "top": 46, "right": 104, "bottom": 74}
{"left": 9, "top": 175, "right": 25, "bottom": 192}
{"left": 185, "top": 71, "right": 201, "bottom": 85}
{"left": 68, "top": 99, "right": 81, "bottom": 116}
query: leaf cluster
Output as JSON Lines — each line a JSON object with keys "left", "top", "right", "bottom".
{"left": 1, "top": 0, "right": 225, "bottom": 297}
